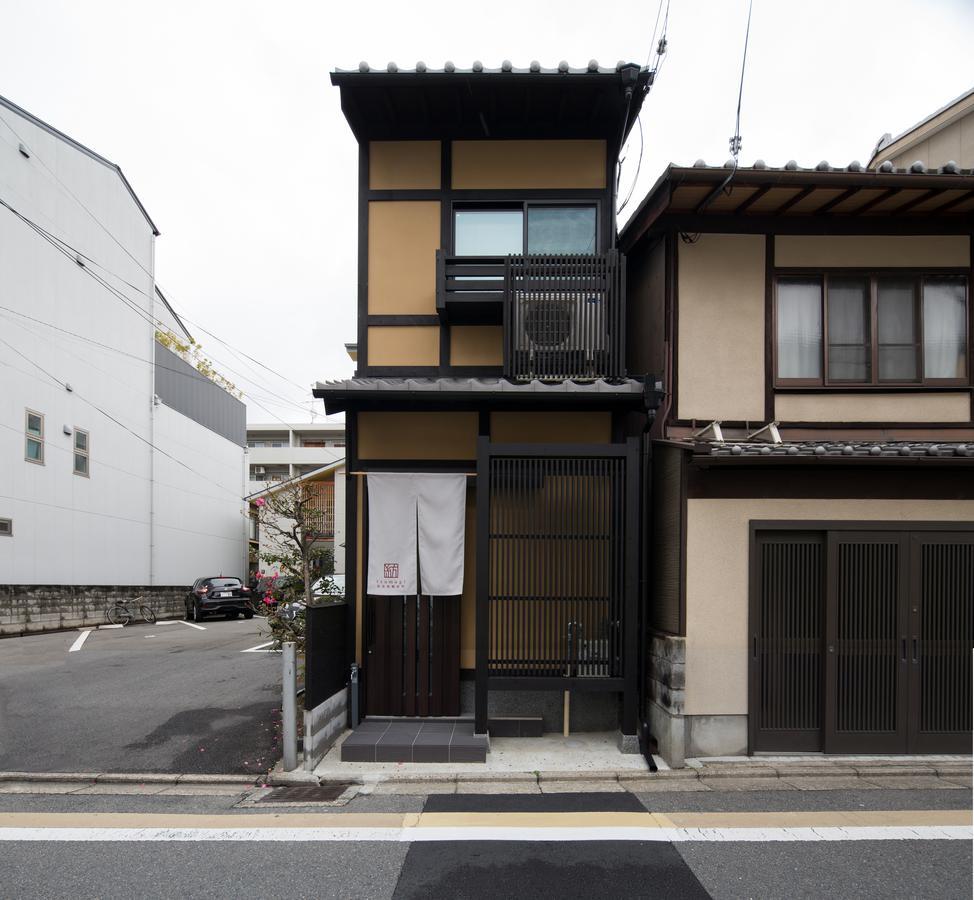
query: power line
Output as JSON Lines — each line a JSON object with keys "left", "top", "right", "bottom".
{"left": 0, "top": 420, "right": 241, "bottom": 506}
{"left": 0, "top": 334, "right": 244, "bottom": 502}
{"left": 0, "top": 133, "right": 315, "bottom": 400}
{"left": 0, "top": 196, "right": 311, "bottom": 425}
{"left": 0, "top": 111, "right": 157, "bottom": 282}
{"left": 696, "top": 0, "right": 754, "bottom": 214}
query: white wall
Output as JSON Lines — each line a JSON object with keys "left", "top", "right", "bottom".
{"left": 0, "top": 103, "right": 155, "bottom": 585}
{"left": 0, "top": 99, "right": 245, "bottom": 588}
{"left": 152, "top": 402, "right": 246, "bottom": 584}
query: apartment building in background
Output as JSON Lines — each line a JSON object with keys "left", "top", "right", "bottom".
{"left": 0, "top": 94, "right": 247, "bottom": 633}
{"left": 246, "top": 421, "right": 345, "bottom": 489}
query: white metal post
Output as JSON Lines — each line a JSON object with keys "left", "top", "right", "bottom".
{"left": 282, "top": 641, "right": 298, "bottom": 771}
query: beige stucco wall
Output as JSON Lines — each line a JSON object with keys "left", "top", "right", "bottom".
{"left": 684, "top": 498, "right": 974, "bottom": 717}
{"left": 451, "top": 326, "right": 503, "bottom": 366}
{"left": 367, "top": 326, "right": 439, "bottom": 367}
{"left": 490, "top": 411, "right": 612, "bottom": 444}
{"left": 776, "top": 392, "right": 971, "bottom": 423}
{"left": 358, "top": 411, "right": 478, "bottom": 460}
{"left": 775, "top": 235, "right": 970, "bottom": 268}
{"left": 451, "top": 140, "right": 606, "bottom": 189}
{"left": 369, "top": 141, "right": 440, "bottom": 189}
{"left": 368, "top": 201, "right": 440, "bottom": 314}
{"left": 678, "top": 234, "right": 766, "bottom": 422}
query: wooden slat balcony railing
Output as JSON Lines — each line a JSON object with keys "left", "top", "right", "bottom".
{"left": 435, "top": 250, "right": 626, "bottom": 381}
{"left": 504, "top": 251, "right": 626, "bottom": 382}
{"left": 304, "top": 481, "right": 335, "bottom": 539}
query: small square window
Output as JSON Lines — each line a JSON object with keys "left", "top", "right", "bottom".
{"left": 73, "top": 428, "right": 89, "bottom": 477}
{"left": 25, "top": 409, "right": 44, "bottom": 464}
{"left": 0, "top": 518, "right": 12, "bottom": 536}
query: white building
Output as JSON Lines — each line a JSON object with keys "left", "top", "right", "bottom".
{"left": 0, "top": 94, "right": 247, "bottom": 628}
{"left": 246, "top": 421, "right": 345, "bottom": 490}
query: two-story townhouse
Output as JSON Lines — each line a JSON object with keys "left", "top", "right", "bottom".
{"left": 314, "top": 61, "right": 657, "bottom": 762}
{"left": 621, "top": 157, "right": 974, "bottom": 766}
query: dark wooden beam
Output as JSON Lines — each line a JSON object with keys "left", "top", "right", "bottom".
{"left": 890, "top": 188, "right": 943, "bottom": 216}
{"left": 926, "top": 188, "right": 974, "bottom": 215}
{"left": 815, "top": 187, "right": 862, "bottom": 215}
{"left": 732, "top": 184, "right": 773, "bottom": 215}
{"left": 851, "top": 187, "right": 901, "bottom": 215}
{"left": 772, "top": 186, "right": 816, "bottom": 215}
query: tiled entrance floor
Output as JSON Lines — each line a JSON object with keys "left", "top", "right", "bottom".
{"left": 340, "top": 719, "right": 488, "bottom": 763}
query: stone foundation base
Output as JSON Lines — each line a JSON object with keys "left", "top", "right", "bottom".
{"left": 0, "top": 585, "right": 187, "bottom": 636}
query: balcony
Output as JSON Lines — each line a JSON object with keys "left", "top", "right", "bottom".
{"left": 436, "top": 251, "right": 626, "bottom": 382}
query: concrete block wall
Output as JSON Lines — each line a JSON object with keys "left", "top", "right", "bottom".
{"left": 0, "top": 585, "right": 187, "bottom": 636}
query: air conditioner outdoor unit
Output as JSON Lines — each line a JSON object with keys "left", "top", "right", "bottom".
{"left": 512, "top": 291, "right": 608, "bottom": 377}
{"left": 253, "top": 466, "right": 266, "bottom": 478}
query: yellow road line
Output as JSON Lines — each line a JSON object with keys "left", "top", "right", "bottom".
{"left": 0, "top": 809, "right": 968, "bottom": 830}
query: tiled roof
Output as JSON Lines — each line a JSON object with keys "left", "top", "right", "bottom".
{"left": 695, "top": 441, "right": 974, "bottom": 460}
{"left": 315, "top": 377, "right": 644, "bottom": 395}
{"left": 682, "top": 159, "right": 972, "bottom": 176}
{"left": 336, "top": 60, "right": 642, "bottom": 76}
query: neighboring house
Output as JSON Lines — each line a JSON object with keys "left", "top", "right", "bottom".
{"left": 247, "top": 459, "right": 346, "bottom": 581}
{"left": 315, "top": 61, "right": 654, "bottom": 760}
{"left": 0, "top": 94, "right": 247, "bottom": 633}
{"left": 620, "top": 157, "right": 974, "bottom": 764}
{"left": 870, "top": 86, "right": 974, "bottom": 171}
{"left": 246, "top": 422, "right": 345, "bottom": 490}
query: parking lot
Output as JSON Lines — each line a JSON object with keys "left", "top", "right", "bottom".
{"left": 0, "top": 617, "right": 281, "bottom": 776}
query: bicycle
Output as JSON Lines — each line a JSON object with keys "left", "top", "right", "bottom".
{"left": 107, "top": 596, "right": 156, "bottom": 626}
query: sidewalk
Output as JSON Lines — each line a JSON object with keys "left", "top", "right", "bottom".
{"left": 271, "top": 729, "right": 972, "bottom": 793}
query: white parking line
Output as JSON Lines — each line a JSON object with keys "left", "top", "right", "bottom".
{"left": 156, "top": 620, "right": 178, "bottom": 626}
{"left": 177, "top": 621, "right": 206, "bottom": 631}
{"left": 68, "top": 630, "right": 93, "bottom": 652}
{"left": 97, "top": 624, "right": 124, "bottom": 630}
{"left": 241, "top": 641, "right": 276, "bottom": 653}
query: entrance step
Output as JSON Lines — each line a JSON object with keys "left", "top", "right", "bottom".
{"left": 341, "top": 719, "right": 488, "bottom": 763}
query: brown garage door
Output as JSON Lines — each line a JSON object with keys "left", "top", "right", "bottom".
{"left": 750, "top": 529, "right": 973, "bottom": 754}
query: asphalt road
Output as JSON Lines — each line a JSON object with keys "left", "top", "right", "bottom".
{"left": 0, "top": 788, "right": 970, "bottom": 899}
{"left": 0, "top": 618, "right": 281, "bottom": 775}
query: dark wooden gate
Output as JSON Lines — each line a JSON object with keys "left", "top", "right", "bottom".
{"left": 751, "top": 527, "right": 973, "bottom": 754}
{"left": 474, "top": 438, "right": 640, "bottom": 735}
{"left": 364, "top": 595, "right": 460, "bottom": 717}
{"left": 910, "top": 533, "right": 974, "bottom": 753}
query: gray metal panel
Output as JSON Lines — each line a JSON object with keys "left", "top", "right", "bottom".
{"left": 154, "top": 343, "right": 246, "bottom": 446}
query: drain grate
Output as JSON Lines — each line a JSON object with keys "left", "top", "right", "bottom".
{"left": 257, "top": 783, "right": 353, "bottom": 803}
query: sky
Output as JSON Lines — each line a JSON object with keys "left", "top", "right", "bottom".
{"left": 1, "top": 0, "right": 972, "bottom": 424}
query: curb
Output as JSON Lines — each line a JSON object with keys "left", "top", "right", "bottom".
{"left": 0, "top": 771, "right": 260, "bottom": 787}
{"left": 267, "top": 762, "right": 971, "bottom": 788}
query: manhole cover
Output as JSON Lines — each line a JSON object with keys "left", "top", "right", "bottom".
{"left": 258, "top": 783, "right": 353, "bottom": 803}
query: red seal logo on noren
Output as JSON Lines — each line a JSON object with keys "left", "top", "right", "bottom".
{"left": 383, "top": 563, "right": 399, "bottom": 579}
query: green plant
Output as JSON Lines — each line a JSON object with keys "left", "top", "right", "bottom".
{"left": 155, "top": 329, "right": 241, "bottom": 398}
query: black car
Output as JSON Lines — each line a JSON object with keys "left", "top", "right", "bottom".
{"left": 185, "top": 577, "right": 254, "bottom": 622}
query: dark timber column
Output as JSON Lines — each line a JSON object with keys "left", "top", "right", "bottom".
{"left": 474, "top": 436, "right": 490, "bottom": 735}
{"left": 621, "top": 436, "right": 640, "bottom": 739}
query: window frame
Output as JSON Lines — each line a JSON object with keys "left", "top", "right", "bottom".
{"left": 0, "top": 517, "right": 11, "bottom": 537}
{"left": 25, "top": 409, "right": 44, "bottom": 465}
{"left": 450, "top": 200, "right": 602, "bottom": 257}
{"left": 73, "top": 428, "right": 90, "bottom": 478}
{"left": 773, "top": 268, "right": 970, "bottom": 389}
